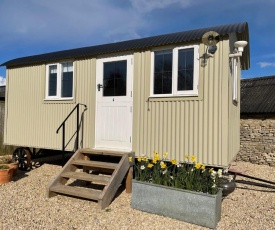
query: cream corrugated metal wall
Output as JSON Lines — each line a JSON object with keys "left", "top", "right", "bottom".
{"left": 132, "top": 39, "right": 235, "bottom": 166}
{"left": 5, "top": 37, "right": 240, "bottom": 166}
{"left": 4, "top": 58, "right": 97, "bottom": 151}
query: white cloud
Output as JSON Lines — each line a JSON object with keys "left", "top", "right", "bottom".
{"left": 0, "top": 76, "right": 6, "bottom": 86}
{"left": 257, "top": 62, "right": 275, "bottom": 68}
{"left": 0, "top": 0, "right": 146, "bottom": 47}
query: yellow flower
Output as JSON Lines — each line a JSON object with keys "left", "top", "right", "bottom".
{"left": 161, "top": 163, "right": 167, "bottom": 169}
{"left": 142, "top": 156, "right": 148, "bottom": 162}
{"left": 153, "top": 150, "right": 158, "bottom": 155}
{"left": 191, "top": 155, "right": 196, "bottom": 162}
{"left": 163, "top": 152, "right": 168, "bottom": 158}
{"left": 147, "top": 163, "right": 154, "bottom": 168}
{"left": 171, "top": 159, "right": 177, "bottom": 165}
{"left": 128, "top": 157, "right": 132, "bottom": 162}
{"left": 201, "top": 165, "right": 205, "bottom": 170}
{"left": 152, "top": 158, "right": 157, "bottom": 164}
{"left": 209, "top": 168, "right": 214, "bottom": 173}
{"left": 185, "top": 154, "right": 189, "bottom": 160}
{"left": 195, "top": 163, "right": 201, "bottom": 169}
{"left": 154, "top": 154, "right": 160, "bottom": 161}
{"left": 137, "top": 157, "right": 141, "bottom": 162}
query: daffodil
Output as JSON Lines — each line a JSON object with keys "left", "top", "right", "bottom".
{"left": 154, "top": 154, "right": 160, "bottom": 161}
{"left": 152, "top": 158, "right": 157, "bottom": 164}
{"left": 171, "top": 159, "right": 177, "bottom": 165}
{"left": 163, "top": 152, "right": 168, "bottom": 158}
{"left": 217, "top": 169, "right": 223, "bottom": 178}
{"left": 142, "top": 157, "right": 148, "bottom": 162}
{"left": 137, "top": 157, "right": 141, "bottom": 162}
{"left": 128, "top": 157, "right": 132, "bottom": 162}
{"left": 160, "top": 163, "right": 167, "bottom": 169}
{"left": 201, "top": 165, "right": 205, "bottom": 170}
{"left": 147, "top": 163, "right": 154, "bottom": 168}
{"left": 209, "top": 168, "right": 214, "bottom": 173}
{"left": 195, "top": 163, "right": 201, "bottom": 169}
{"left": 191, "top": 155, "right": 196, "bottom": 162}
{"left": 185, "top": 154, "right": 189, "bottom": 160}
{"left": 140, "top": 165, "right": 145, "bottom": 170}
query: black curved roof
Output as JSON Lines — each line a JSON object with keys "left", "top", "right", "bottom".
{"left": 241, "top": 76, "right": 275, "bottom": 114}
{"left": 1, "top": 22, "right": 249, "bottom": 69}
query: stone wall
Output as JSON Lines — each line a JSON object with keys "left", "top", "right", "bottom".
{"left": 237, "top": 115, "right": 275, "bottom": 166}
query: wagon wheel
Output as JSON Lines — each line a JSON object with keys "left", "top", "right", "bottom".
{"left": 13, "top": 147, "right": 31, "bottom": 171}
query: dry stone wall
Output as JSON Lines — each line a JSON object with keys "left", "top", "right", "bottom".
{"left": 237, "top": 116, "right": 275, "bottom": 166}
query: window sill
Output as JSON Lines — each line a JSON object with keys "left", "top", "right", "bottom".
{"left": 43, "top": 98, "right": 75, "bottom": 104}
{"left": 147, "top": 94, "right": 203, "bottom": 102}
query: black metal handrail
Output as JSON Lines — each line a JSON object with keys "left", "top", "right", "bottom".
{"left": 56, "top": 103, "right": 87, "bottom": 157}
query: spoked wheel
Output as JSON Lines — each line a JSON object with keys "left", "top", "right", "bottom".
{"left": 13, "top": 147, "right": 31, "bottom": 171}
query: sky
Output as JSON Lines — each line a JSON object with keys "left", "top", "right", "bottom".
{"left": 1, "top": 0, "right": 275, "bottom": 85}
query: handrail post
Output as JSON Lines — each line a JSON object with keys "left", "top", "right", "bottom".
{"left": 76, "top": 104, "right": 79, "bottom": 150}
{"left": 62, "top": 124, "right": 65, "bottom": 160}
{"left": 56, "top": 103, "right": 87, "bottom": 161}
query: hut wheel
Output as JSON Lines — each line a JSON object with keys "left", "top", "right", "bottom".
{"left": 13, "top": 147, "right": 31, "bottom": 171}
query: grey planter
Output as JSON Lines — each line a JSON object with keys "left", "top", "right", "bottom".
{"left": 131, "top": 180, "right": 222, "bottom": 229}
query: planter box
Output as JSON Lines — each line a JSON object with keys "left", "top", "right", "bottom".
{"left": 131, "top": 180, "right": 222, "bottom": 229}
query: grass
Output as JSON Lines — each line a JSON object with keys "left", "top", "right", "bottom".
{"left": 0, "top": 145, "right": 16, "bottom": 156}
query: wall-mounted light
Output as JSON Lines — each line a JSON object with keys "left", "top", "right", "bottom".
{"left": 202, "top": 31, "right": 219, "bottom": 56}
{"left": 229, "top": 41, "right": 248, "bottom": 58}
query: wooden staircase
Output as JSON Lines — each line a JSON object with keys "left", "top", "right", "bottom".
{"left": 46, "top": 149, "right": 134, "bottom": 209}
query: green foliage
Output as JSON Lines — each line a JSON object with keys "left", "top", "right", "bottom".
{"left": 0, "top": 164, "right": 9, "bottom": 170}
{"left": 0, "top": 145, "right": 16, "bottom": 156}
{"left": 132, "top": 151, "right": 222, "bottom": 195}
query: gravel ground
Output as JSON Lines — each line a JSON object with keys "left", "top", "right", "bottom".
{"left": 0, "top": 161, "right": 274, "bottom": 230}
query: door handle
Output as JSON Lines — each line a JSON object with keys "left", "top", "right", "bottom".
{"left": 97, "top": 84, "right": 103, "bottom": 91}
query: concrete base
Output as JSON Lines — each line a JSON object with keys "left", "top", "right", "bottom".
{"left": 131, "top": 180, "right": 222, "bottom": 229}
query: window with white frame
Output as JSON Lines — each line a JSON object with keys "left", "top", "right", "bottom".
{"left": 151, "top": 45, "right": 199, "bottom": 96}
{"left": 46, "top": 62, "right": 74, "bottom": 100}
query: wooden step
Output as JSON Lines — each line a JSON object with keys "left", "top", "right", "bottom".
{"left": 50, "top": 185, "right": 101, "bottom": 201}
{"left": 80, "top": 149, "right": 133, "bottom": 157}
{"left": 46, "top": 148, "right": 134, "bottom": 209}
{"left": 73, "top": 159, "right": 118, "bottom": 170}
{"left": 61, "top": 171, "right": 110, "bottom": 185}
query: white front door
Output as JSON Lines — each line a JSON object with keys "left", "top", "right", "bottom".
{"left": 95, "top": 55, "right": 133, "bottom": 151}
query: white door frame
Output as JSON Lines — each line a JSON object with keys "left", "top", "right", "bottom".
{"left": 95, "top": 54, "right": 133, "bottom": 151}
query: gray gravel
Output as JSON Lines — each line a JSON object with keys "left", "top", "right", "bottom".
{"left": 0, "top": 161, "right": 274, "bottom": 230}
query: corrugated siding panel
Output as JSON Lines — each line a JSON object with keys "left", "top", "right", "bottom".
{"left": 75, "top": 58, "right": 96, "bottom": 150}
{"left": 133, "top": 40, "right": 231, "bottom": 166}
{"left": 4, "top": 59, "right": 96, "bottom": 151}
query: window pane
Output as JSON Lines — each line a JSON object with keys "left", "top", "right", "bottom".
{"left": 61, "top": 62, "right": 73, "bottom": 97}
{"left": 103, "top": 60, "right": 127, "bottom": 96}
{"left": 48, "top": 65, "right": 57, "bottom": 96}
{"left": 154, "top": 50, "right": 172, "bottom": 94}
{"left": 178, "top": 69, "right": 193, "bottom": 90}
{"left": 178, "top": 48, "right": 194, "bottom": 91}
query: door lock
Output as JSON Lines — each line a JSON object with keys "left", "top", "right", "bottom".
{"left": 97, "top": 84, "right": 103, "bottom": 91}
